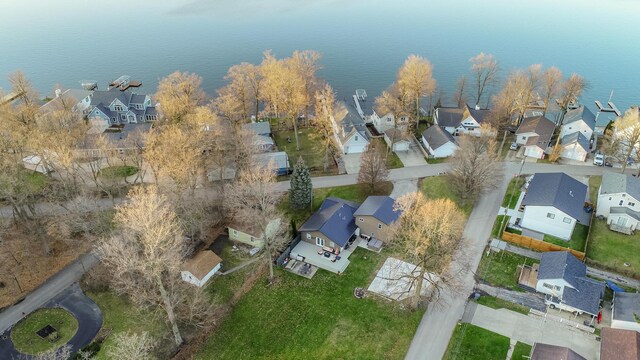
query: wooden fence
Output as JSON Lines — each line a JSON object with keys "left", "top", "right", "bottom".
{"left": 501, "top": 232, "right": 586, "bottom": 260}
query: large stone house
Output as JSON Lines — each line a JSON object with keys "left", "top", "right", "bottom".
{"left": 597, "top": 171, "right": 640, "bottom": 234}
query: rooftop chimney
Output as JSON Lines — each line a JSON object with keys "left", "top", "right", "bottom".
{"left": 475, "top": 104, "right": 480, "bottom": 110}
{"left": 54, "top": 89, "right": 62, "bottom": 98}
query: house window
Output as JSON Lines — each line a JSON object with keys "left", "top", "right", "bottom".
{"left": 232, "top": 229, "right": 238, "bottom": 235}
{"left": 306, "top": 233, "right": 311, "bottom": 240}
{"left": 315, "top": 237, "right": 324, "bottom": 247}
{"left": 521, "top": 136, "right": 526, "bottom": 141}
{"left": 546, "top": 213, "right": 555, "bottom": 219}
{"left": 629, "top": 202, "right": 636, "bottom": 206}
{"left": 387, "top": 118, "right": 391, "bottom": 123}
{"left": 542, "top": 283, "right": 553, "bottom": 290}
{"left": 114, "top": 105, "right": 123, "bottom": 111}
{"left": 609, "top": 197, "right": 612, "bottom": 200}
{"left": 620, "top": 200, "right": 624, "bottom": 206}
{"left": 617, "top": 217, "right": 628, "bottom": 226}
{"left": 250, "top": 237, "right": 254, "bottom": 242}
{"left": 378, "top": 223, "right": 382, "bottom": 229}
{"left": 358, "top": 218, "right": 364, "bottom": 222}
{"left": 111, "top": 118, "right": 117, "bottom": 124}
{"left": 355, "top": 135, "right": 359, "bottom": 141}
{"left": 563, "top": 217, "right": 571, "bottom": 224}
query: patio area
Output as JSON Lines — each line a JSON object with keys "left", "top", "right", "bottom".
{"left": 518, "top": 263, "right": 539, "bottom": 290}
{"left": 367, "top": 257, "right": 437, "bottom": 301}
{"left": 289, "top": 241, "right": 354, "bottom": 274}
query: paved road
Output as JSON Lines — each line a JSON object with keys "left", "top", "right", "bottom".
{"left": 0, "top": 253, "right": 99, "bottom": 334}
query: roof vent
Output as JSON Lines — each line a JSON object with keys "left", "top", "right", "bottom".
{"left": 569, "top": 190, "right": 574, "bottom": 197}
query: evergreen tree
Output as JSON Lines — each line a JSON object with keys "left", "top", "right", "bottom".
{"left": 289, "top": 156, "right": 312, "bottom": 209}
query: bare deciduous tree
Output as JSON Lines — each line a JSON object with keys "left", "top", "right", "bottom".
{"left": 469, "top": 52, "right": 499, "bottom": 107}
{"left": 214, "top": 63, "right": 262, "bottom": 124}
{"left": 557, "top": 73, "right": 588, "bottom": 123}
{"left": 449, "top": 126, "right": 503, "bottom": 201}
{"left": 357, "top": 141, "right": 389, "bottom": 195}
{"left": 291, "top": 50, "right": 322, "bottom": 121}
{"left": 106, "top": 331, "right": 157, "bottom": 360}
{"left": 397, "top": 54, "right": 437, "bottom": 128}
{"left": 312, "top": 84, "right": 337, "bottom": 172}
{"left": 389, "top": 193, "right": 465, "bottom": 309}
{"left": 602, "top": 107, "right": 640, "bottom": 173}
{"left": 454, "top": 76, "right": 468, "bottom": 108}
{"left": 155, "top": 71, "right": 206, "bottom": 123}
{"left": 541, "top": 66, "right": 563, "bottom": 115}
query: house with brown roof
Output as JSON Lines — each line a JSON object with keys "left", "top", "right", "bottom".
{"left": 601, "top": 327, "right": 640, "bottom": 360}
{"left": 530, "top": 343, "right": 586, "bottom": 360}
{"left": 181, "top": 250, "right": 222, "bottom": 287}
{"left": 516, "top": 115, "right": 556, "bottom": 159}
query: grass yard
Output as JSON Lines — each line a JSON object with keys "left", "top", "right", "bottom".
{"left": 196, "top": 249, "right": 424, "bottom": 359}
{"left": 587, "top": 219, "right": 640, "bottom": 277}
{"left": 475, "top": 296, "right": 529, "bottom": 315}
{"left": 477, "top": 251, "right": 538, "bottom": 291}
{"left": 420, "top": 176, "right": 473, "bottom": 215}
{"left": 279, "top": 182, "right": 393, "bottom": 227}
{"left": 543, "top": 224, "right": 589, "bottom": 251}
{"left": 426, "top": 157, "right": 447, "bottom": 164}
{"left": 491, "top": 215, "right": 510, "bottom": 238}
{"left": 443, "top": 323, "right": 510, "bottom": 360}
{"left": 502, "top": 176, "right": 525, "bottom": 209}
{"left": 589, "top": 176, "right": 601, "bottom": 203}
{"left": 273, "top": 127, "right": 336, "bottom": 177}
{"left": 99, "top": 166, "right": 138, "bottom": 179}
{"left": 512, "top": 342, "right": 532, "bottom": 359}
{"left": 387, "top": 151, "right": 405, "bottom": 169}
{"left": 11, "top": 308, "right": 79, "bottom": 355}
{"left": 87, "top": 291, "right": 171, "bottom": 360}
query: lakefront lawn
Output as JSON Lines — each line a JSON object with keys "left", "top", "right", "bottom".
{"left": 195, "top": 249, "right": 423, "bottom": 359}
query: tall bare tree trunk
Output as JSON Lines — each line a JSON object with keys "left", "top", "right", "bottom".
{"left": 292, "top": 116, "right": 301, "bottom": 151}
{"left": 157, "top": 277, "right": 183, "bottom": 345}
{"left": 412, "top": 266, "right": 425, "bottom": 309}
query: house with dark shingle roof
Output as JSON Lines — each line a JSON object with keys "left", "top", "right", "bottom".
{"left": 433, "top": 104, "right": 491, "bottom": 137}
{"left": 86, "top": 87, "right": 157, "bottom": 128}
{"left": 560, "top": 131, "right": 590, "bottom": 162}
{"left": 331, "top": 101, "right": 370, "bottom": 154}
{"left": 530, "top": 342, "right": 586, "bottom": 360}
{"left": 516, "top": 115, "right": 556, "bottom": 159}
{"left": 421, "top": 126, "right": 458, "bottom": 158}
{"left": 597, "top": 171, "right": 640, "bottom": 234}
{"left": 560, "top": 105, "right": 596, "bottom": 140}
{"left": 536, "top": 252, "right": 605, "bottom": 317}
{"left": 601, "top": 327, "right": 640, "bottom": 360}
{"left": 354, "top": 196, "right": 401, "bottom": 244}
{"left": 612, "top": 292, "right": 640, "bottom": 332}
{"left": 520, "top": 173, "right": 588, "bottom": 240}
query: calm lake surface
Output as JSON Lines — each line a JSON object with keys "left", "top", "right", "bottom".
{"left": 1, "top": 0, "right": 638, "bottom": 109}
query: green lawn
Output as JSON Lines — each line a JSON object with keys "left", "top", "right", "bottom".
{"left": 279, "top": 182, "right": 393, "bottom": 227}
{"left": 589, "top": 176, "right": 601, "bottom": 202}
{"left": 387, "top": 151, "right": 405, "bottom": 169}
{"left": 196, "top": 249, "right": 424, "bottom": 359}
{"left": 475, "top": 296, "right": 529, "bottom": 315}
{"left": 477, "top": 251, "right": 538, "bottom": 291}
{"left": 587, "top": 219, "right": 640, "bottom": 277}
{"left": 86, "top": 291, "right": 171, "bottom": 360}
{"left": 512, "top": 342, "right": 532, "bottom": 359}
{"left": 273, "top": 127, "right": 336, "bottom": 176}
{"left": 426, "top": 157, "right": 447, "bottom": 164}
{"left": 420, "top": 176, "right": 473, "bottom": 215}
{"left": 502, "top": 176, "right": 524, "bottom": 209}
{"left": 543, "top": 223, "right": 589, "bottom": 251}
{"left": 492, "top": 215, "right": 510, "bottom": 238}
{"left": 26, "top": 171, "right": 48, "bottom": 191}
{"left": 415, "top": 120, "right": 429, "bottom": 138}
{"left": 443, "top": 323, "right": 510, "bottom": 360}
{"left": 99, "top": 166, "right": 138, "bottom": 179}
{"left": 11, "top": 308, "right": 78, "bottom": 355}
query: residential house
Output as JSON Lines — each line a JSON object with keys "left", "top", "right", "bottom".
{"left": 520, "top": 173, "right": 588, "bottom": 240}
{"left": 516, "top": 115, "right": 556, "bottom": 159}
{"left": 597, "top": 171, "right": 640, "bottom": 234}
{"left": 353, "top": 196, "right": 401, "bottom": 244}
{"left": 536, "top": 251, "right": 605, "bottom": 317}
{"left": 530, "top": 343, "right": 586, "bottom": 360}
{"left": 560, "top": 132, "right": 590, "bottom": 162}
{"left": 353, "top": 89, "right": 409, "bottom": 133}
{"left": 77, "top": 122, "right": 152, "bottom": 158}
{"left": 560, "top": 105, "right": 596, "bottom": 140}
{"left": 600, "top": 327, "right": 640, "bottom": 360}
{"left": 289, "top": 197, "right": 361, "bottom": 273}
{"left": 86, "top": 87, "right": 158, "bottom": 128}
{"left": 421, "top": 125, "right": 458, "bottom": 158}
{"left": 22, "top": 155, "right": 52, "bottom": 174}
{"left": 384, "top": 128, "right": 411, "bottom": 152}
{"left": 612, "top": 292, "right": 640, "bottom": 332}
{"left": 40, "top": 88, "right": 93, "bottom": 114}
{"left": 254, "top": 151, "right": 290, "bottom": 176}
{"left": 245, "top": 121, "right": 275, "bottom": 152}
{"left": 181, "top": 250, "right": 222, "bottom": 287}
{"left": 595, "top": 110, "right": 618, "bottom": 136}
{"left": 433, "top": 104, "right": 491, "bottom": 137}
{"left": 228, "top": 218, "right": 281, "bottom": 250}
{"left": 611, "top": 107, "right": 640, "bottom": 161}
{"left": 332, "top": 101, "right": 370, "bottom": 154}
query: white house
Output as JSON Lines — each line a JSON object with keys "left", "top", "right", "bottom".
{"left": 352, "top": 89, "right": 408, "bottom": 133}
{"left": 433, "top": 104, "right": 491, "bottom": 137}
{"left": 421, "top": 125, "right": 458, "bottom": 158}
{"left": 560, "top": 105, "right": 596, "bottom": 140}
{"left": 560, "top": 132, "right": 590, "bottom": 162}
{"left": 611, "top": 292, "right": 640, "bottom": 332}
{"left": 331, "top": 101, "right": 370, "bottom": 154}
{"left": 516, "top": 115, "right": 556, "bottom": 159}
{"left": 520, "top": 173, "right": 587, "bottom": 240}
{"left": 181, "top": 250, "right": 223, "bottom": 287}
{"left": 536, "top": 251, "right": 605, "bottom": 317}
{"left": 40, "top": 88, "right": 93, "bottom": 114}
{"left": 597, "top": 171, "right": 640, "bottom": 234}
{"left": 383, "top": 128, "right": 411, "bottom": 152}
{"left": 228, "top": 218, "right": 281, "bottom": 249}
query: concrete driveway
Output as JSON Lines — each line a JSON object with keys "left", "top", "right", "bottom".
{"left": 395, "top": 140, "right": 427, "bottom": 167}
{"left": 390, "top": 179, "right": 418, "bottom": 199}
{"left": 342, "top": 153, "right": 362, "bottom": 174}
{"left": 468, "top": 304, "right": 600, "bottom": 360}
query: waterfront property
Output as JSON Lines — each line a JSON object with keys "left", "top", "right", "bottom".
{"left": 331, "top": 101, "right": 370, "bottom": 154}
{"left": 353, "top": 89, "right": 409, "bottom": 134}
{"left": 86, "top": 87, "right": 157, "bottom": 128}
{"left": 560, "top": 132, "right": 590, "bottom": 162}
{"left": 515, "top": 115, "right": 556, "bottom": 159}
{"left": 433, "top": 104, "right": 491, "bottom": 137}
{"left": 560, "top": 105, "right": 596, "bottom": 140}
{"left": 421, "top": 125, "right": 458, "bottom": 158}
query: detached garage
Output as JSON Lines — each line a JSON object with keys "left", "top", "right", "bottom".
{"left": 384, "top": 129, "right": 411, "bottom": 152}
{"left": 422, "top": 126, "right": 458, "bottom": 158}
{"left": 560, "top": 132, "right": 590, "bottom": 162}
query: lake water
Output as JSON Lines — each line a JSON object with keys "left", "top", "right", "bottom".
{"left": 1, "top": 0, "right": 639, "bottom": 110}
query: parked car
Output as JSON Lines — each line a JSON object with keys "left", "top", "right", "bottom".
{"left": 509, "top": 142, "right": 519, "bottom": 151}
{"left": 593, "top": 153, "right": 604, "bottom": 166}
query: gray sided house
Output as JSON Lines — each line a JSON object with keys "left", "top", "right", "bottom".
{"left": 536, "top": 251, "right": 605, "bottom": 317}
{"left": 421, "top": 125, "right": 458, "bottom": 158}
{"left": 244, "top": 121, "right": 275, "bottom": 152}
{"left": 332, "top": 101, "right": 370, "bottom": 154}
{"left": 520, "top": 172, "right": 588, "bottom": 240}
{"left": 86, "top": 87, "right": 157, "bottom": 128}
{"left": 516, "top": 115, "right": 556, "bottom": 159}
{"left": 597, "top": 171, "right": 640, "bottom": 234}
{"left": 561, "top": 105, "right": 596, "bottom": 139}
{"left": 353, "top": 196, "right": 401, "bottom": 243}
{"left": 299, "top": 197, "right": 360, "bottom": 251}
